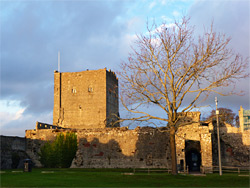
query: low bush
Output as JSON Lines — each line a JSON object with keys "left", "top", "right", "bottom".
{"left": 39, "top": 132, "right": 77, "bottom": 168}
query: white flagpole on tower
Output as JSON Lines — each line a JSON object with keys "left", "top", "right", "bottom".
{"left": 58, "top": 51, "right": 60, "bottom": 72}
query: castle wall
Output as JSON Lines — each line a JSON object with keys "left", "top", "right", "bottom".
{"left": 53, "top": 69, "right": 118, "bottom": 129}
{"left": 209, "top": 122, "right": 250, "bottom": 167}
{"left": 219, "top": 122, "right": 250, "bottom": 145}
{"left": 25, "top": 112, "right": 215, "bottom": 171}
{"left": 0, "top": 136, "right": 28, "bottom": 169}
{"left": 242, "top": 130, "right": 250, "bottom": 145}
{"left": 24, "top": 120, "right": 250, "bottom": 170}
{"left": 25, "top": 127, "right": 172, "bottom": 169}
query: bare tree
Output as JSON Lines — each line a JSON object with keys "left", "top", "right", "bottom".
{"left": 118, "top": 17, "right": 249, "bottom": 175}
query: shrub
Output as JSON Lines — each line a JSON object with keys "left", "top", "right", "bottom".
{"left": 39, "top": 132, "right": 77, "bottom": 168}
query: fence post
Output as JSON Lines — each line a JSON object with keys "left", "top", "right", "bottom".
{"left": 238, "top": 167, "right": 240, "bottom": 174}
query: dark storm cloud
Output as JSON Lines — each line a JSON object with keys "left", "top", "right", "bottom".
{"left": 1, "top": 1, "right": 129, "bottom": 115}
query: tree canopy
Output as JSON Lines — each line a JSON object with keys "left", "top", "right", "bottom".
{"left": 206, "top": 107, "right": 239, "bottom": 127}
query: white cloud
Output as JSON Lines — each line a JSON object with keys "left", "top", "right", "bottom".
{"left": 172, "top": 10, "right": 180, "bottom": 17}
{"left": 160, "top": 0, "right": 167, "bottom": 5}
{"left": 0, "top": 100, "right": 22, "bottom": 113}
{"left": 0, "top": 111, "right": 53, "bottom": 137}
{"left": 0, "top": 99, "right": 26, "bottom": 128}
{"left": 118, "top": 33, "right": 137, "bottom": 58}
{"left": 126, "top": 17, "right": 143, "bottom": 32}
{"left": 149, "top": 1, "right": 156, "bottom": 10}
{"left": 0, "top": 109, "right": 24, "bottom": 127}
{"left": 161, "top": 16, "right": 173, "bottom": 23}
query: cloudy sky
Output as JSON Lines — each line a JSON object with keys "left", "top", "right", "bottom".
{"left": 1, "top": 0, "right": 249, "bottom": 136}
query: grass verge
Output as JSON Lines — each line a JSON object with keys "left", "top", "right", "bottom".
{"left": 1, "top": 168, "right": 249, "bottom": 187}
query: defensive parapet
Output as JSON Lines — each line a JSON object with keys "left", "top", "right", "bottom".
{"left": 35, "top": 121, "right": 65, "bottom": 130}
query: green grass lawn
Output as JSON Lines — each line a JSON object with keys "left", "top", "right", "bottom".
{"left": 1, "top": 168, "right": 249, "bottom": 187}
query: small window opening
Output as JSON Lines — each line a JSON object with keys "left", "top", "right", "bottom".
{"left": 88, "top": 87, "right": 93, "bottom": 92}
{"left": 72, "top": 87, "right": 77, "bottom": 93}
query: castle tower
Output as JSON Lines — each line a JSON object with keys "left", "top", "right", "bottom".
{"left": 53, "top": 68, "right": 119, "bottom": 129}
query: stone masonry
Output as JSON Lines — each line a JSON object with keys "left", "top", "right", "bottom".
{"left": 211, "top": 122, "right": 250, "bottom": 167}
{"left": 25, "top": 111, "right": 216, "bottom": 171}
{"left": 0, "top": 136, "right": 29, "bottom": 169}
{"left": 53, "top": 68, "right": 119, "bottom": 129}
{"left": 25, "top": 127, "right": 172, "bottom": 169}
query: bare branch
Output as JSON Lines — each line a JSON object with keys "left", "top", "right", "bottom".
{"left": 118, "top": 16, "right": 249, "bottom": 127}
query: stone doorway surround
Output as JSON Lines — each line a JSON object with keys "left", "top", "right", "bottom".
{"left": 175, "top": 120, "right": 213, "bottom": 173}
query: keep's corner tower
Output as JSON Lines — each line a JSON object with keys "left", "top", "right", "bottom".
{"left": 53, "top": 68, "right": 119, "bottom": 129}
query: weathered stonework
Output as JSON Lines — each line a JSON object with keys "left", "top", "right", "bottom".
{"left": 0, "top": 136, "right": 29, "bottom": 169}
{"left": 24, "top": 114, "right": 250, "bottom": 171}
{"left": 53, "top": 68, "right": 119, "bottom": 129}
{"left": 175, "top": 122, "right": 213, "bottom": 171}
{"left": 210, "top": 122, "right": 250, "bottom": 167}
{"left": 25, "top": 127, "right": 172, "bottom": 169}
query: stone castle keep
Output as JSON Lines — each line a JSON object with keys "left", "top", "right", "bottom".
{"left": 53, "top": 68, "right": 119, "bottom": 129}
{"left": 1, "top": 68, "right": 249, "bottom": 171}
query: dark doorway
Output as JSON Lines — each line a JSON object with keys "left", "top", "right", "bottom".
{"left": 185, "top": 140, "right": 201, "bottom": 172}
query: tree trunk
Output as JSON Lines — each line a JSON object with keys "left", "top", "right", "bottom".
{"left": 170, "top": 126, "right": 177, "bottom": 175}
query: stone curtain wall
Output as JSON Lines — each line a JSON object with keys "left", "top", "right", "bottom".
{"left": 25, "top": 122, "right": 250, "bottom": 169}
{"left": 72, "top": 127, "right": 171, "bottom": 168}
{"left": 212, "top": 131, "right": 250, "bottom": 167}
{"left": 25, "top": 129, "right": 58, "bottom": 167}
{"left": 242, "top": 130, "right": 250, "bottom": 145}
{"left": 209, "top": 122, "right": 250, "bottom": 167}
{"left": 53, "top": 68, "right": 119, "bottom": 129}
{"left": 219, "top": 122, "right": 250, "bottom": 146}
{"left": 25, "top": 127, "right": 171, "bottom": 169}
{"left": 24, "top": 111, "right": 250, "bottom": 169}
{"left": 0, "top": 136, "right": 29, "bottom": 169}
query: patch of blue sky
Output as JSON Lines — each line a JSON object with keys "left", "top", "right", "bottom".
{"left": 124, "top": 0, "right": 195, "bottom": 25}
{"left": 0, "top": 1, "right": 26, "bottom": 23}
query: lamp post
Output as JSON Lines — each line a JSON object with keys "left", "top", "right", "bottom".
{"left": 215, "top": 97, "right": 222, "bottom": 175}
